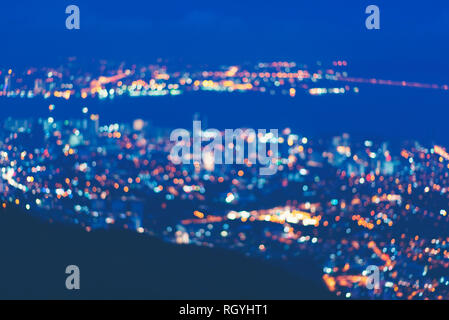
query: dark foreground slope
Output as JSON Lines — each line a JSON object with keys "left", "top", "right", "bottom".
{"left": 0, "top": 207, "right": 333, "bottom": 299}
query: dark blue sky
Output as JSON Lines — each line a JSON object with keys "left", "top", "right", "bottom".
{"left": 1, "top": 1, "right": 449, "bottom": 82}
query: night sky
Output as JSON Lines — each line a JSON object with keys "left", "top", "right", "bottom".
{"left": 0, "top": 1, "right": 448, "bottom": 82}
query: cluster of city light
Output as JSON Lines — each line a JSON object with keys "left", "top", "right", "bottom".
{"left": 1, "top": 111, "right": 449, "bottom": 300}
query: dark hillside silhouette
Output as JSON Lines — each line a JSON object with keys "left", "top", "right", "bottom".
{"left": 0, "top": 206, "right": 333, "bottom": 299}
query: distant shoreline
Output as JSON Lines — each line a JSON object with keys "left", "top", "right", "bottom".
{"left": 0, "top": 86, "right": 448, "bottom": 145}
